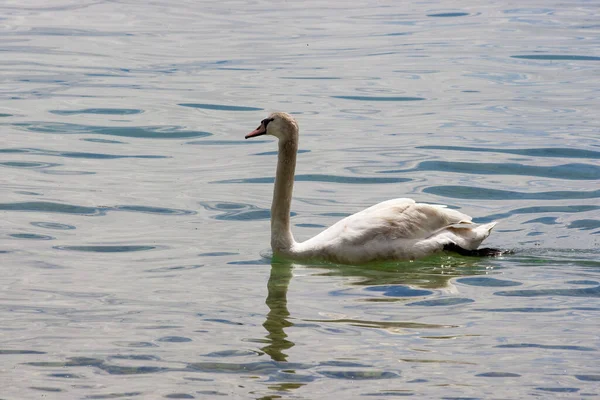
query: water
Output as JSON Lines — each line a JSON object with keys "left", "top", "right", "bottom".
{"left": 1, "top": 0, "right": 599, "bottom": 398}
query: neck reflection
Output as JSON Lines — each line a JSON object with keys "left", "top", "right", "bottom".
{"left": 262, "top": 261, "right": 294, "bottom": 362}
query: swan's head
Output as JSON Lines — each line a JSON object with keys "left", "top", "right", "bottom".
{"left": 245, "top": 112, "right": 298, "bottom": 141}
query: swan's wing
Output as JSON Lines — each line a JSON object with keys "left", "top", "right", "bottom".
{"left": 303, "top": 198, "right": 473, "bottom": 247}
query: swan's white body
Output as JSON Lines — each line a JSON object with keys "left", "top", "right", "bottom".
{"left": 245, "top": 112, "right": 496, "bottom": 265}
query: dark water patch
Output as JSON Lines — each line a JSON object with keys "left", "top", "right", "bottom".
{"left": 203, "top": 318, "right": 243, "bottom": 326}
{"left": 365, "top": 285, "right": 433, "bottom": 297}
{"left": 512, "top": 55, "right": 600, "bottom": 61}
{"left": 321, "top": 361, "right": 370, "bottom": 368}
{"left": 15, "top": 191, "right": 42, "bottom": 196}
{"left": 48, "top": 373, "right": 82, "bottom": 378}
{"left": 54, "top": 245, "right": 158, "bottom": 253}
{"left": 14, "top": 122, "right": 212, "bottom": 139}
{"left": 195, "top": 391, "right": 227, "bottom": 396}
{"left": 476, "top": 372, "right": 521, "bottom": 377}
{"left": 407, "top": 298, "right": 474, "bottom": 307}
{"left": 82, "top": 138, "right": 126, "bottom": 144}
{"left": 41, "top": 169, "right": 96, "bottom": 176}
{"left": 30, "top": 386, "right": 63, "bottom": 392}
{"left": 216, "top": 175, "right": 410, "bottom": 185}
{"left": 280, "top": 76, "right": 341, "bottom": 80}
{"left": 9, "top": 233, "right": 54, "bottom": 240}
{"left": 165, "top": 394, "right": 194, "bottom": 399}
{"left": 146, "top": 264, "right": 203, "bottom": 273}
{"left": 387, "top": 161, "right": 600, "bottom": 180}
{"left": 86, "top": 392, "right": 144, "bottom": 399}
{"left": 178, "top": 103, "right": 262, "bottom": 111}
{"left": 523, "top": 217, "right": 559, "bottom": 225}
{"left": 0, "top": 113, "right": 13, "bottom": 117}
{"left": 417, "top": 145, "right": 600, "bottom": 160}
{"left": 318, "top": 370, "right": 399, "bottom": 380}
{"left": 0, "top": 160, "right": 60, "bottom": 169}
{"left": 332, "top": 95, "right": 425, "bottom": 101}
{"left": 536, "top": 387, "right": 579, "bottom": 393}
{"left": 567, "top": 280, "right": 598, "bottom": 285}
{"left": 526, "top": 231, "right": 543, "bottom": 237}
{"left": 187, "top": 361, "right": 309, "bottom": 374}
{"left": 198, "top": 251, "right": 238, "bottom": 256}
{"left": 114, "top": 205, "right": 194, "bottom": 215}
{"left": 320, "top": 212, "right": 352, "bottom": 218}
{"left": 1, "top": 201, "right": 194, "bottom": 217}
{"left": 113, "top": 341, "right": 158, "bottom": 348}
{"left": 476, "top": 307, "right": 560, "bottom": 313}
{"left": 307, "top": 318, "right": 456, "bottom": 330}
{"left": 227, "top": 259, "right": 271, "bottom": 265}
{"left": 157, "top": 336, "right": 192, "bottom": 343}
{"left": 424, "top": 185, "right": 600, "bottom": 201}
{"left": 362, "top": 390, "right": 414, "bottom": 396}
{"left": 296, "top": 223, "right": 326, "bottom": 228}
{"left": 101, "top": 365, "right": 171, "bottom": 375}
{"left": 109, "top": 355, "right": 161, "bottom": 361}
{"left": 457, "top": 277, "right": 521, "bottom": 287}
{"left": 496, "top": 343, "right": 596, "bottom": 351}
{"left": 495, "top": 285, "right": 600, "bottom": 298}
{"left": 568, "top": 219, "right": 600, "bottom": 230}
{"left": 31, "top": 222, "right": 76, "bottom": 230}
{"left": 200, "top": 201, "right": 283, "bottom": 221}
{"left": 427, "top": 12, "right": 469, "bottom": 17}
{"left": 0, "top": 349, "right": 46, "bottom": 354}
{"left": 50, "top": 108, "right": 143, "bottom": 115}
{"left": 576, "top": 375, "right": 600, "bottom": 381}
{"left": 203, "top": 350, "right": 260, "bottom": 357}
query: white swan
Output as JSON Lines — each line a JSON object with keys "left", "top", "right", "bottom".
{"left": 245, "top": 112, "right": 499, "bottom": 264}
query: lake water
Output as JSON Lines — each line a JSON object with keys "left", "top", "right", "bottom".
{"left": 1, "top": 0, "right": 599, "bottom": 398}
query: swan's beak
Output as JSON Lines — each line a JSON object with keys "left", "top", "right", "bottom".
{"left": 245, "top": 124, "right": 267, "bottom": 139}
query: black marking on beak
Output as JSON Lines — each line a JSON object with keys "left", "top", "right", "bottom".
{"left": 262, "top": 118, "right": 274, "bottom": 129}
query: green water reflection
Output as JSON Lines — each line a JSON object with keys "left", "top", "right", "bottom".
{"left": 261, "top": 256, "right": 497, "bottom": 362}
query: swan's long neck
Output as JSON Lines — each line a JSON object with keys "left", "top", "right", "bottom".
{"left": 271, "top": 136, "right": 298, "bottom": 253}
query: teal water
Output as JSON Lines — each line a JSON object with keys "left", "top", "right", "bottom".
{"left": 1, "top": 1, "right": 599, "bottom": 399}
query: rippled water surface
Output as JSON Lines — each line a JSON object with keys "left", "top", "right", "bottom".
{"left": 1, "top": 1, "right": 599, "bottom": 398}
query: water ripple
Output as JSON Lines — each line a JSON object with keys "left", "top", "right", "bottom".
{"left": 424, "top": 186, "right": 600, "bottom": 200}
{"left": 54, "top": 245, "right": 159, "bottom": 253}
{"left": 0, "top": 201, "right": 194, "bottom": 216}
{"left": 1, "top": 147, "right": 167, "bottom": 159}
{"left": 385, "top": 161, "right": 599, "bottom": 180}
{"left": 13, "top": 122, "right": 211, "bottom": 139}
{"left": 0, "top": 160, "right": 60, "bottom": 169}
{"left": 482, "top": 205, "right": 600, "bottom": 222}
{"left": 427, "top": 12, "right": 469, "bottom": 17}
{"left": 178, "top": 103, "right": 262, "bottom": 111}
{"left": 496, "top": 343, "right": 596, "bottom": 351}
{"left": 417, "top": 146, "right": 600, "bottom": 160}
{"left": 199, "top": 201, "right": 280, "bottom": 221}
{"left": 495, "top": 285, "right": 600, "bottom": 298}
{"left": 49, "top": 108, "right": 143, "bottom": 115}
{"left": 512, "top": 55, "right": 600, "bottom": 61}
{"left": 332, "top": 95, "right": 425, "bottom": 101}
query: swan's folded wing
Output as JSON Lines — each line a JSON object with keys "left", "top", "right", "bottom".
{"left": 305, "top": 198, "right": 474, "bottom": 248}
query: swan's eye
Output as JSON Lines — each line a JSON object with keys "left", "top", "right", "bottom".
{"left": 262, "top": 118, "right": 274, "bottom": 129}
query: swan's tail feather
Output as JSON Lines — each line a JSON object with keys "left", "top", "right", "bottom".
{"left": 444, "top": 243, "right": 512, "bottom": 257}
{"left": 445, "top": 221, "right": 497, "bottom": 250}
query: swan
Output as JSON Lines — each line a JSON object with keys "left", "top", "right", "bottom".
{"left": 245, "top": 112, "right": 500, "bottom": 264}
